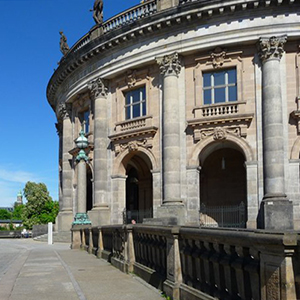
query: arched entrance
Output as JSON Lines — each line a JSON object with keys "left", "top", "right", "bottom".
{"left": 200, "top": 147, "right": 247, "bottom": 228}
{"left": 123, "top": 152, "right": 153, "bottom": 223}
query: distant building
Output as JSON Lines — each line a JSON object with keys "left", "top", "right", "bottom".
{"left": 0, "top": 207, "right": 13, "bottom": 213}
{"left": 47, "top": 0, "right": 300, "bottom": 231}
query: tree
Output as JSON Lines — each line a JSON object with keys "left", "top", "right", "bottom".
{"left": 0, "top": 209, "right": 11, "bottom": 220}
{"left": 11, "top": 204, "right": 24, "bottom": 220}
{"left": 22, "top": 182, "right": 59, "bottom": 229}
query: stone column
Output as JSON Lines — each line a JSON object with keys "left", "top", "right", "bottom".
{"left": 88, "top": 77, "right": 110, "bottom": 225}
{"left": 258, "top": 36, "right": 293, "bottom": 229}
{"left": 56, "top": 103, "right": 74, "bottom": 231}
{"left": 156, "top": 53, "right": 185, "bottom": 224}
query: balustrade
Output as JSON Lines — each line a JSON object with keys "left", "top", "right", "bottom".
{"left": 73, "top": 224, "right": 299, "bottom": 300}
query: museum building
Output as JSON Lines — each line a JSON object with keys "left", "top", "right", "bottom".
{"left": 47, "top": 0, "right": 300, "bottom": 232}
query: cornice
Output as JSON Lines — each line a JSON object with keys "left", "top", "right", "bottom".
{"left": 47, "top": 0, "right": 299, "bottom": 108}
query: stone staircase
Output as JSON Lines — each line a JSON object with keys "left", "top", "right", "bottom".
{"left": 33, "top": 231, "right": 71, "bottom": 243}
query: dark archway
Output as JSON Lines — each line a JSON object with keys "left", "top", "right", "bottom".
{"left": 86, "top": 165, "right": 93, "bottom": 212}
{"left": 124, "top": 152, "right": 153, "bottom": 223}
{"left": 200, "top": 147, "right": 247, "bottom": 227}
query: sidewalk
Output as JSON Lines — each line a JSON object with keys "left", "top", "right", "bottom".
{"left": 0, "top": 240, "right": 163, "bottom": 300}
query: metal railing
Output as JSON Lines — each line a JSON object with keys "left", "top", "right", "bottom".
{"left": 200, "top": 202, "right": 246, "bottom": 228}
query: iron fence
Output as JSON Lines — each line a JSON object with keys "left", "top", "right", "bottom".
{"left": 200, "top": 202, "right": 246, "bottom": 228}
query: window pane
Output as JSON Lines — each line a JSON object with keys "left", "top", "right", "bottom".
{"left": 133, "top": 104, "right": 140, "bottom": 118}
{"left": 214, "top": 71, "right": 225, "bottom": 86}
{"left": 125, "top": 93, "right": 131, "bottom": 105}
{"left": 142, "top": 101, "right": 146, "bottom": 116}
{"left": 229, "top": 86, "right": 237, "bottom": 102}
{"left": 228, "top": 69, "right": 237, "bottom": 84}
{"left": 141, "top": 86, "right": 146, "bottom": 100}
{"left": 204, "top": 89, "right": 211, "bottom": 105}
{"left": 214, "top": 88, "right": 226, "bottom": 103}
{"left": 126, "top": 106, "right": 131, "bottom": 119}
{"left": 203, "top": 73, "right": 211, "bottom": 87}
{"left": 132, "top": 89, "right": 140, "bottom": 103}
{"left": 84, "top": 111, "right": 89, "bottom": 133}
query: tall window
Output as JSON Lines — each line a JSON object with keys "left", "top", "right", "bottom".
{"left": 124, "top": 86, "right": 146, "bottom": 120}
{"left": 80, "top": 110, "right": 90, "bottom": 134}
{"left": 203, "top": 69, "right": 237, "bottom": 105}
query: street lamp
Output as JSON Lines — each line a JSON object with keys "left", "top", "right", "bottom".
{"left": 72, "top": 130, "right": 92, "bottom": 225}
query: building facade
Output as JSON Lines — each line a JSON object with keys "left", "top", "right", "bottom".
{"left": 47, "top": 0, "right": 300, "bottom": 231}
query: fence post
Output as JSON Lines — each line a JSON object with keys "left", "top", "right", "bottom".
{"left": 48, "top": 222, "right": 53, "bottom": 245}
{"left": 97, "top": 226, "right": 103, "bottom": 258}
{"left": 88, "top": 227, "right": 93, "bottom": 254}
{"left": 125, "top": 225, "right": 135, "bottom": 273}
{"left": 163, "top": 226, "right": 182, "bottom": 300}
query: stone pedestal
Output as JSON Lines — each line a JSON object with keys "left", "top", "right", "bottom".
{"left": 258, "top": 36, "right": 293, "bottom": 229}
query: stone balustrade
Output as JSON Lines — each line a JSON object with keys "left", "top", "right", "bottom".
{"left": 103, "top": 1, "right": 157, "bottom": 34}
{"left": 71, "top": 225, "right": 300, "bottom": 300}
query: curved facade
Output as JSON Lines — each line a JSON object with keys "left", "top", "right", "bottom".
{"left": 47, "top": 0, "right": 300, "bottom": 231}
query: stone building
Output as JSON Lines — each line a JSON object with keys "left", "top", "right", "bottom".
{"left": 47, "top": 0, "right": 300, "bottom": 232}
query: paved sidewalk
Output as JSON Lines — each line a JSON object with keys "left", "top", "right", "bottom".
{"left": 0, "top": 239, "right": 163, "bottom": 300}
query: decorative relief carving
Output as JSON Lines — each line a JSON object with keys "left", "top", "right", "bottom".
{"left": 156, "top": 52, "right": 181, "bottom": 77}
{"left": 88, "top": 77, "right": 108, "bottom": 99}
{"left": 56, "top": 103, "right": 72, "bottom": 121}
{"left": 193, "top": 125, "right": 247, "bottom": 142}
{"left": 258, "top": 36, "right": 287, "bottom": 62}
{"left": 114, "top": 138, "right": 153, "bottom": 155}
{"left": 55, "top": 122, "right": 63, "bottom": 137}
{"left": 126, "top": 70, "right": 137, "bottom": 88}
{"left": 210, "top": 47, "right": 227, "bottom": 68}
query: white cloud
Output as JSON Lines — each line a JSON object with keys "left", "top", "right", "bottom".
{"left": 0, "top": 168, "right": 39, "bottom": 184}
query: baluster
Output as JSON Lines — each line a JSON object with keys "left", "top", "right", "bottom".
{"left": 185, "top": 239, "right": 194, "bottom": 286}
{"left": 232, "top": 246, "right": 246, "bottom": 299}
{"left": 179, "top": 239, "right": 187, "bottom": 284}
{"left": 210, "top": 243, "right": 222, "bottom": 298}
{"left": 244, "top": 249, "right": 260, "bottom": 300}
{"left": 201, "top": 241, "right": 213, "bottom": 295}
{"left": 193, "top": 240, "right": 202, "bottom": 290}
{"left": 221, "top": 244, "right": 235, "bottom": 298}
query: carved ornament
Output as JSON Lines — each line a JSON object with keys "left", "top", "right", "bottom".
{"left": 193, "top": 125, "right": 247, "bottom": 143}
{"left": 56, "top": 103, "right": 72, "bottom": 121}
{"left": 257, "top": 36, "right": 287, "bottom": 62}
{"left": 114, "top": 139, "right": 153, "bottom": 155}
{"left": 55, "top": 122, "right": 63, "bottom": 137}
{"left": 210, "top": 47, "right": 227, "bottom": 68}
{"left": 126, "top": 70, "right": 137, "bottom": 88}
{"left": 156, "top": 52, "right": 181, "bottom": 77}
{"left": 88, "top": 77, "right": 108, "bottom": 99}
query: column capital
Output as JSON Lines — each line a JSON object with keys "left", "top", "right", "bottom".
{"left": 55, "top": 122, "right": 63, "bottom": 137}
{"left": 156, "top": 52, "right": 181, "bottom": 77}
{"left": 257, "top": 35, "right": 287, "bottom": 63}
{"left": 88, "top": 77, "right": 108, "bottom": 99}
{"left": 56, "top": 103, "right": 72, "bottom": 121}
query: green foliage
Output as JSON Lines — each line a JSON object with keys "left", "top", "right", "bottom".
{"left": 22, "top": 182, "right": 59, "bottom": 229}
{"left": 0, "top": 209, "right": 12, "bottom": 220}
{"left": 11, "top": 204, "right": 24, "bottom": 220}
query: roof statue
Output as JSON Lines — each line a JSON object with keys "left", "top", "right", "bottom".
{"left": 59, "top": 31, "right": 69, "bottom": 56}
{"left": 93, "top": 0, "right": 103, "bottom": 24}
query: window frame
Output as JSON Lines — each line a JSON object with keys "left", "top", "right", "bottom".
{"left": 202, "top": 68, "right": 238, "bottom": 105}
{"left": 124, "top": 86, "right": 147, "bottom": 120}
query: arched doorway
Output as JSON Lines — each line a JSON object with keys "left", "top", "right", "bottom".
{"left": 200, "top": 147, "right": 247, "bottom": 227}
{"left": 123, "top": 152, "right": 153, "bottom": 223}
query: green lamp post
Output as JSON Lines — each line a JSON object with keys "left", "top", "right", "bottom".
{"left": 72, "top": 131, "right": 92, "bottom": 225}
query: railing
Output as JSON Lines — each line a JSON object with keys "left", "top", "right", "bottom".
{"left": 200, "top": 202, "right": 246, "bottom": 228}
{"left": 202, "top": 103, "right": 239, "bottom": 117}
{"left": 69, "top": 1, "right": 157, "bottom": 55}
{"left": 122, "top": 208, "right": 153, "bottom": 224}
{"left": 72, "top": 225, "right": 300, "bottom": 300}
{"left": 103, "top": 1, "right": 157, "bottom": 34}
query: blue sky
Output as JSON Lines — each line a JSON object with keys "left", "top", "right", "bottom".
{"left": 0, "top": 0, "right": 138, "bottom": 207}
